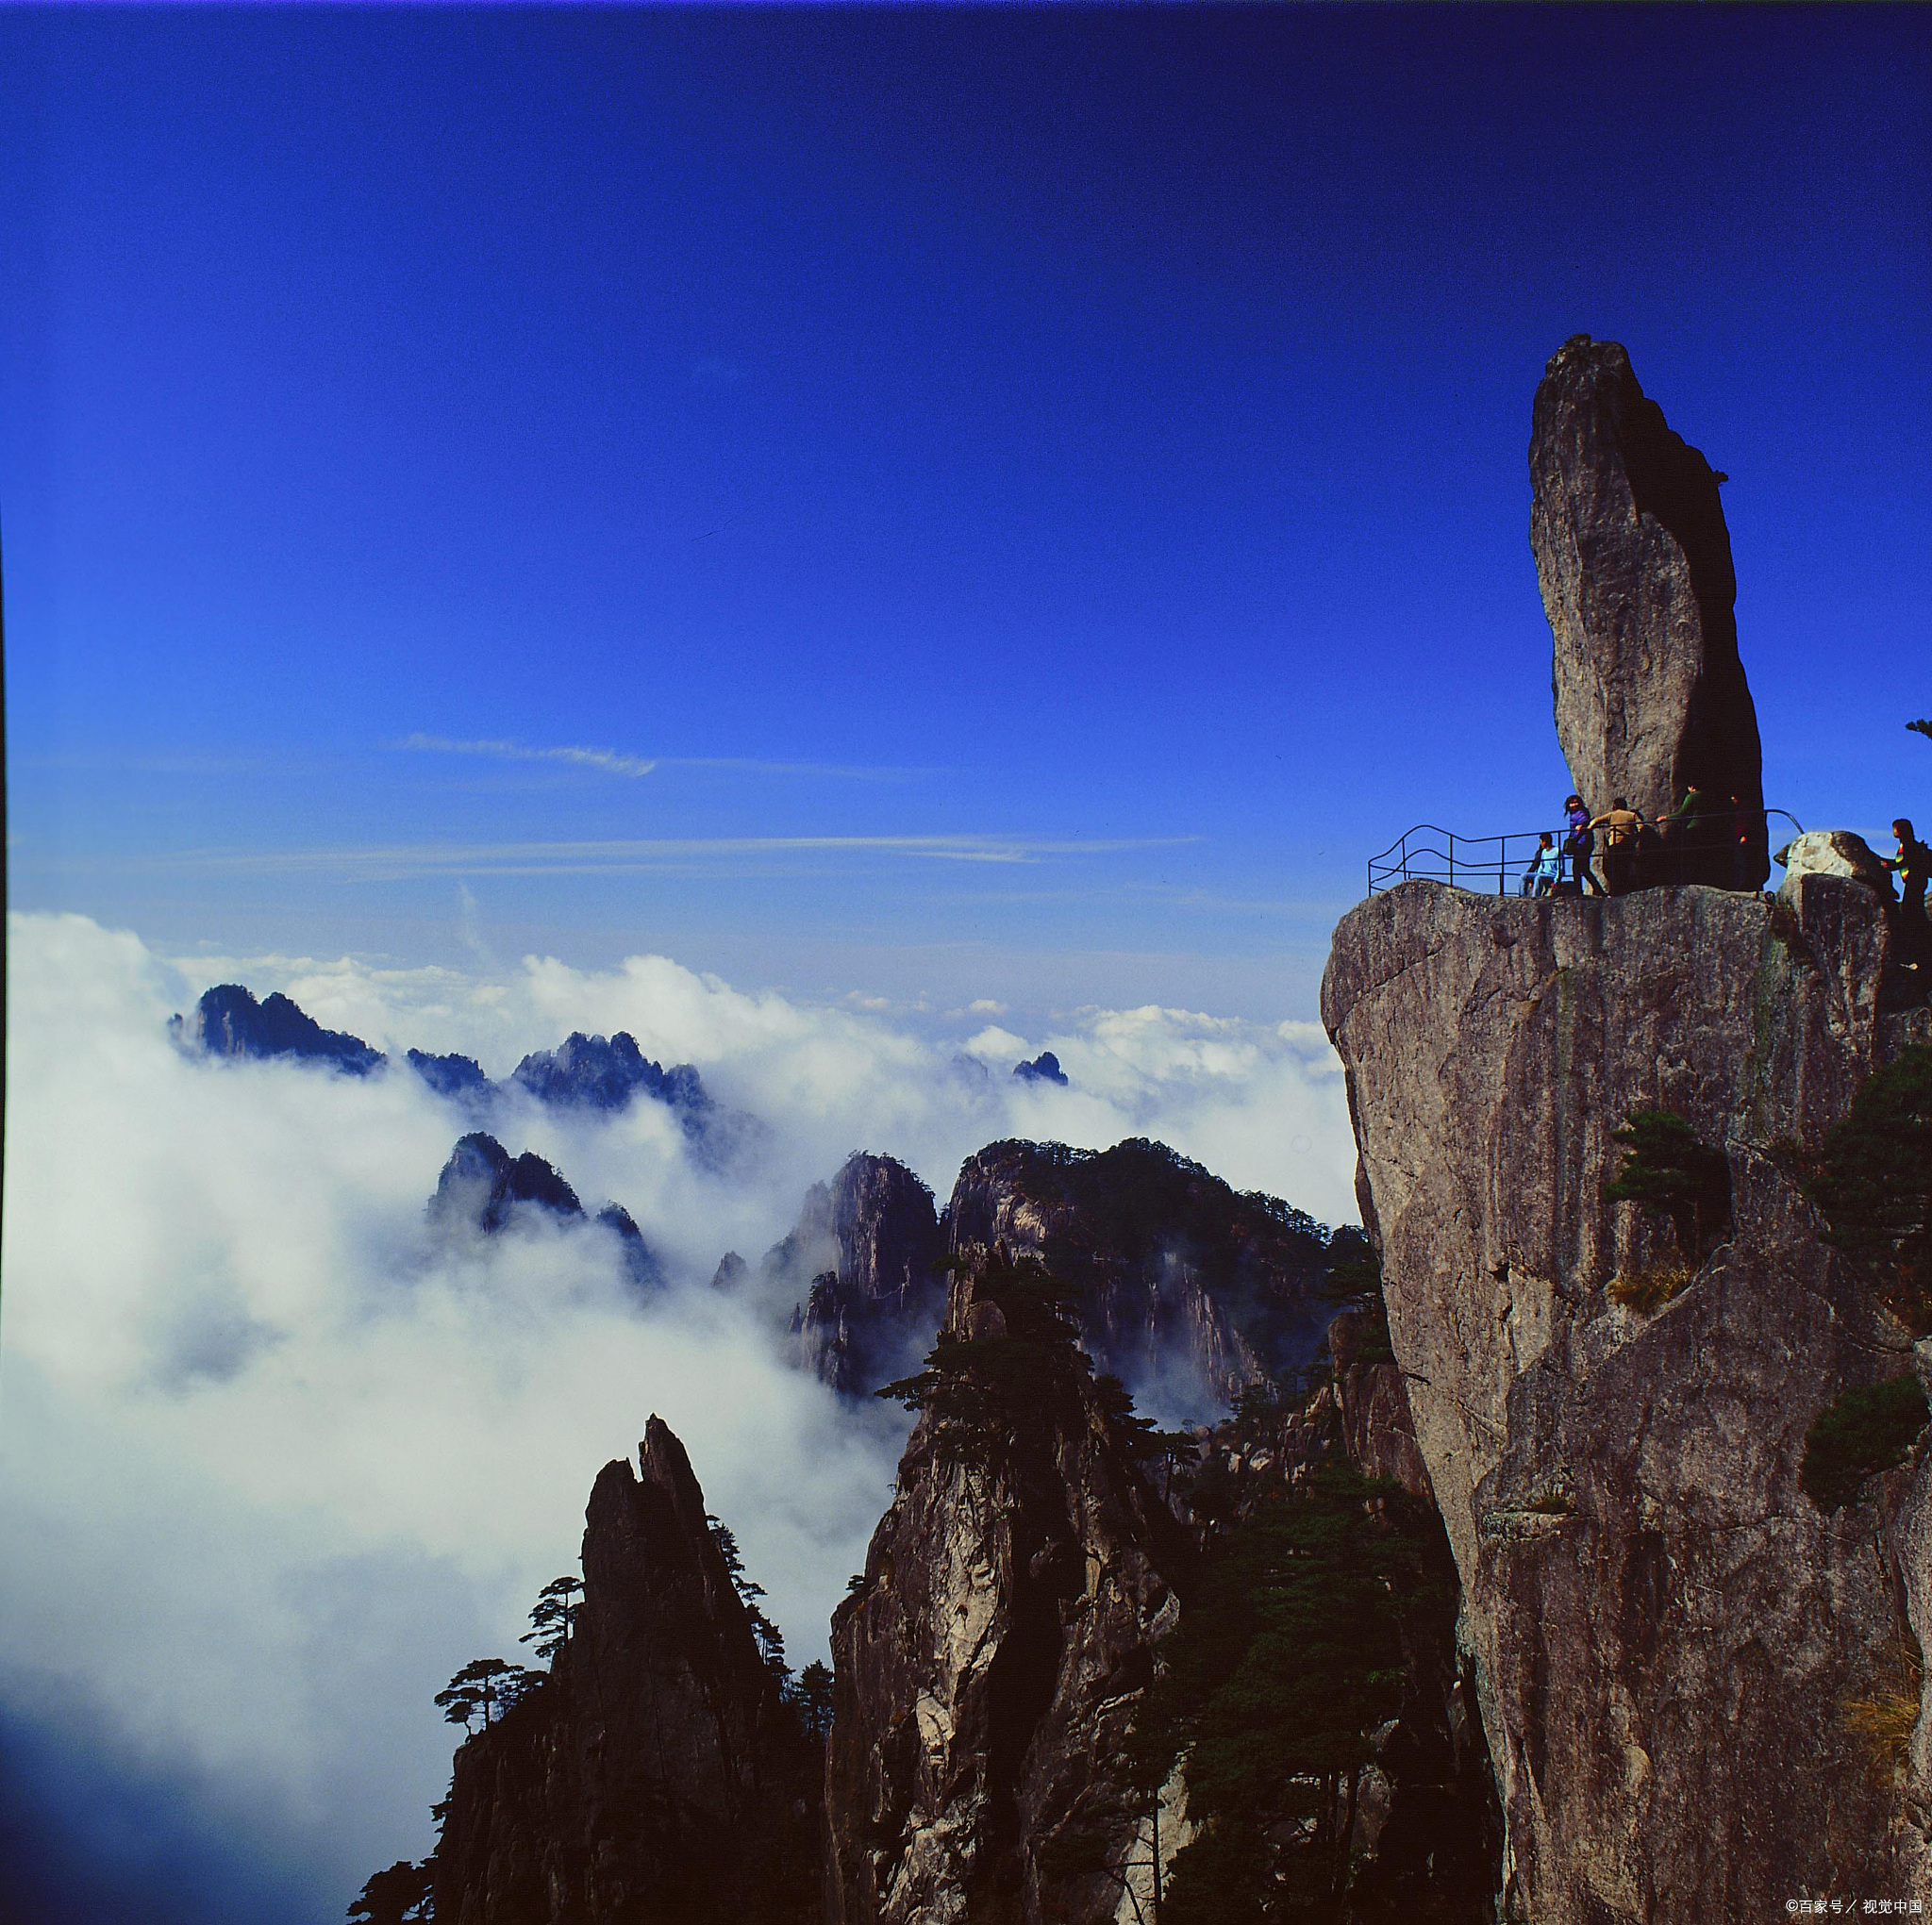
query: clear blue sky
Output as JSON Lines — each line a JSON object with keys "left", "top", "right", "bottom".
{"left": 5, "top": 5, "right": 1927, "bottom": 1021}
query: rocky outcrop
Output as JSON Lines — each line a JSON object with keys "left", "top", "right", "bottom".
{"left": 408, "top": 1048, "right": 493, "bottom": 1103}
{"left": 825, "top": 1258, "right": 1192, "bottom": 1925}
{"left": 428, "top": 1134, "right": 664, "bottom": 1290}
{"left": 774, "top": 1154, "right": 948, "bottom": 1397}
{"left": 1324, "top": 875, "right": 1932, "bottom": 1919}
{"left": 945, "top": 1137, "right": 1334, "bottom": 1415}
{"left": 499, "top": 1032, "right": 762, "bottom": 1167}
{"left": 1530, "top": 336, "right": 1767, "bottom": 888}
{"left": 169, "top": 983, "right": 385, "bottom": 1074}
{"left": 1776, "top": 828, "right": 1893, "bottom": 896}
{"left": 429, "top": 1133, "right": 586, "bottom": 1231}
{"left": 434, "top": 1419, "right": 819, "bottom": 1925}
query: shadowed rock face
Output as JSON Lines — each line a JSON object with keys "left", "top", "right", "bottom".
{"left": 434, "top": 1419, "right": 820, "bottom": 1925}
{"left": 778, "top": 1154, "right": 948, "bottom": 1397}
{"left": 429, "top": 1133, "right": 584, "bottom": 1231}
{"left": 826, "top": 1265, "right": 1191, "bottom": 1925}
{"left": 1530, "top": 336, "right": 1767, "bottom": 888}
{"left": 946, "top": 1138, "right": 1333, "bottom": 1415}
{"left": 427, "top": 1134, "right": 665, "bottom": 1290}
{"left": 1323, "top": 877, "right": 1932, "bottom": 1920}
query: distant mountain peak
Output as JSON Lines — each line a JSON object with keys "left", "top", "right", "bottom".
{"left": 171, "top": 983, "right": 385, "bottom": 1076}
{"left": 1012, "top": 1051, "right": 1069, "bottom": 1087}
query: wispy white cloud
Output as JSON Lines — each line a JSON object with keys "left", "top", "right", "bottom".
{"left": 155, "top": 834, "right": 1201, "bottom": 880}
{"left": 397, "top": 733, "right": 658, "bottom": 778}
{"left": 398, "top": 735, "right": 929, "bottom": 784}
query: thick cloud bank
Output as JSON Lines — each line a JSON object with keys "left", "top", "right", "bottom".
{"left": 0, "top": 912, "right": 1355, "bottom": 1917}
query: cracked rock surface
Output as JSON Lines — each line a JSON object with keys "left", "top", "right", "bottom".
{"left": 1530, "top": 335, "right": 1767, "bottom": 888}
{"left": 1324, "top": 875, "right": 1930, "bottom": 1921}
{"left": 825, "top": 1267, "right": 1192, "bottom": 1925}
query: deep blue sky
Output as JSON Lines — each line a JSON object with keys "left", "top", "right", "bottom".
{"left": 4, "top": 5, "right": 1927, "bottom": 1021}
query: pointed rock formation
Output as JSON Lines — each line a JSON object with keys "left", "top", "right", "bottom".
{"left": 429, "top": 1133, "right": 584, "bottom": 1232}
{"left": 428, "top": 1135, "right": 664, "bottom": 1290}
{"left": 434, "top": 1419, "right": 820, "bottom": 1924}
{"left": 826, "top": 1255, "right": 1191, "bottom": 1924}
{"left": 507, "top": 1032, "right": 763, "bottom": 1167}
{"left": 773, "top": 1154, "right": 948, "bottom": 1398}
{"left": 946, "top": 1137, "right": 1333, "bottom": 1414}
{"left": 1530, "top": 335, "right": 1767, "bottom": 888}
{"left": 1324, "top": 873, "right": 1932, "bottom": 1918}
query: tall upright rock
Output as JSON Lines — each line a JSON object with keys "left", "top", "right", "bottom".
{"left": 777, "top": 1153, "right": 949, "bottom": 1397}
{"left": 434, "top": 1419, "right": 820, "bottom": 1924}
{"left": 825, "top": 1256, "right": 1192, "bottom": 1925}
{"left": 1324, "top": 873, "right": 1931, "bottom": 1920}
{"left": 1530, "top": 335, "right": 1767, "bottom": 888}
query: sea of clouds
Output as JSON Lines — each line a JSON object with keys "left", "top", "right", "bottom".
{"left": 0, "top": 909, "right": 1357, "bottom": 1919}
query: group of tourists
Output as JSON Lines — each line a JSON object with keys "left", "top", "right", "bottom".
{"left": 1519, "top": 788, "right": 1757, "bottom": 896}
{"left": 1517, "top": 797, "right": 1930, "bottom": 925}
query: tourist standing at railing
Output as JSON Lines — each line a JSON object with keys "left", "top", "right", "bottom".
{"left": 1562, "top": 794, "right": 1605, "bottom": 895}
{"left": 1522, "top": 833, "right": 1561, "bottom": 897}
{"left": 1590, "top": 797, "right": 1650, "bottom": 895}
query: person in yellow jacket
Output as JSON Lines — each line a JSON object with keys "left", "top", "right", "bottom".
{"left": 1589, "top": 796, "right": 1651, "bottom": 896}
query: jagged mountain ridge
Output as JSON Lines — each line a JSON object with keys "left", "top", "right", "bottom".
{"left": 758, "top": 1139, "right": 1345, "bottom": 1415}
{"left": 170, "top": 984, "right": 744, "bottom": 1155}
{"left": 170, "top": 982, "right": 386, "bottom": 1074}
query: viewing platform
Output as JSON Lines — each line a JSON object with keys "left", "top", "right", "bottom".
{"left": 1367, "top": 809, "right": 1805, "bottom": 897}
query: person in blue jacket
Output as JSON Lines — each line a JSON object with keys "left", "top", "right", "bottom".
{"left": 1521, "top": 833, "right": 1562, "bottom": 897}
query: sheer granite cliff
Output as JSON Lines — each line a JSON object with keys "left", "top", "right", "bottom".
{"left": 781, "top": 1153, "right": 949, "bottom": 1397}
{"left": 825, "top": 1259, "right": 1193, "bottom": 1925}
{"left": 1323, "top": 875, "right": 1932, "bottom": 1919}
{"left": 434, "top": 1419, "right": 819, "bottom": 1925}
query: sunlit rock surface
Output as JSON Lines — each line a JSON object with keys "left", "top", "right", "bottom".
{"left": 1530, "top": 335, "right": 1767, "bottom": 888}
{"left": 824, "top": 1265, "right": 1191, "bottom": 1925}
{"left": 1324, "top": 875, "right": 1931, "bottom": 1919}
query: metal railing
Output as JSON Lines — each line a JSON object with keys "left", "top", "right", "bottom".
{"left": 1367, "top": 809, "right": 1806, "bottom": 897}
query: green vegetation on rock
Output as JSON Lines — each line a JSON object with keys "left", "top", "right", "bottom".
{"left": 1125, "top": 1464, "right": 1446, "bottom": 1921}
{"left": 1798, "top": 1042, "right": 1932, "bottom": 1335}
{"left": 1799, "top": 1375, "right": 1929, "bottom": 1512}
{"left": 1604, "top": 1108, "right": 1732, "bottom": 1260}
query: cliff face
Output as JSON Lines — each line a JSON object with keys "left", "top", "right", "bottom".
{"left": 946, "top": 1137, "right": 1333, "bottom": 1415}
{"left": 434, "top": 1419, "right": 819, "bottom": 1925}
{"left": 1530, "top": 336, "right": 1767, "bottom": 887}
{"left": 825, "top": 1260, "right": 1192, "bottom": 1925}
{"left": 1324, "top": 875, "right": 1932, "bottom": 1919}
{"left": 779, "top": 1153, "right": 949, "bottom": 1397}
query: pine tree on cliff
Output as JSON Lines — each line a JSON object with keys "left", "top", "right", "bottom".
{"left": 347, "top": 1859, "right": 433, "bottom": 1924}
{"left": 789, "top": 1659, "right": 835, "bottom": 1745}
{"left": 708, "top": 1513, "right": 791, "bottom": 1681}
{"left": 519, "top": 1573, "right": 583, "bottom": 1664}
{"left": 434, "top": 1656, "right": 541, "bottom": 1734}
{"left": 1126, "top": 1463, "right": 1441, "bottom": 1922}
